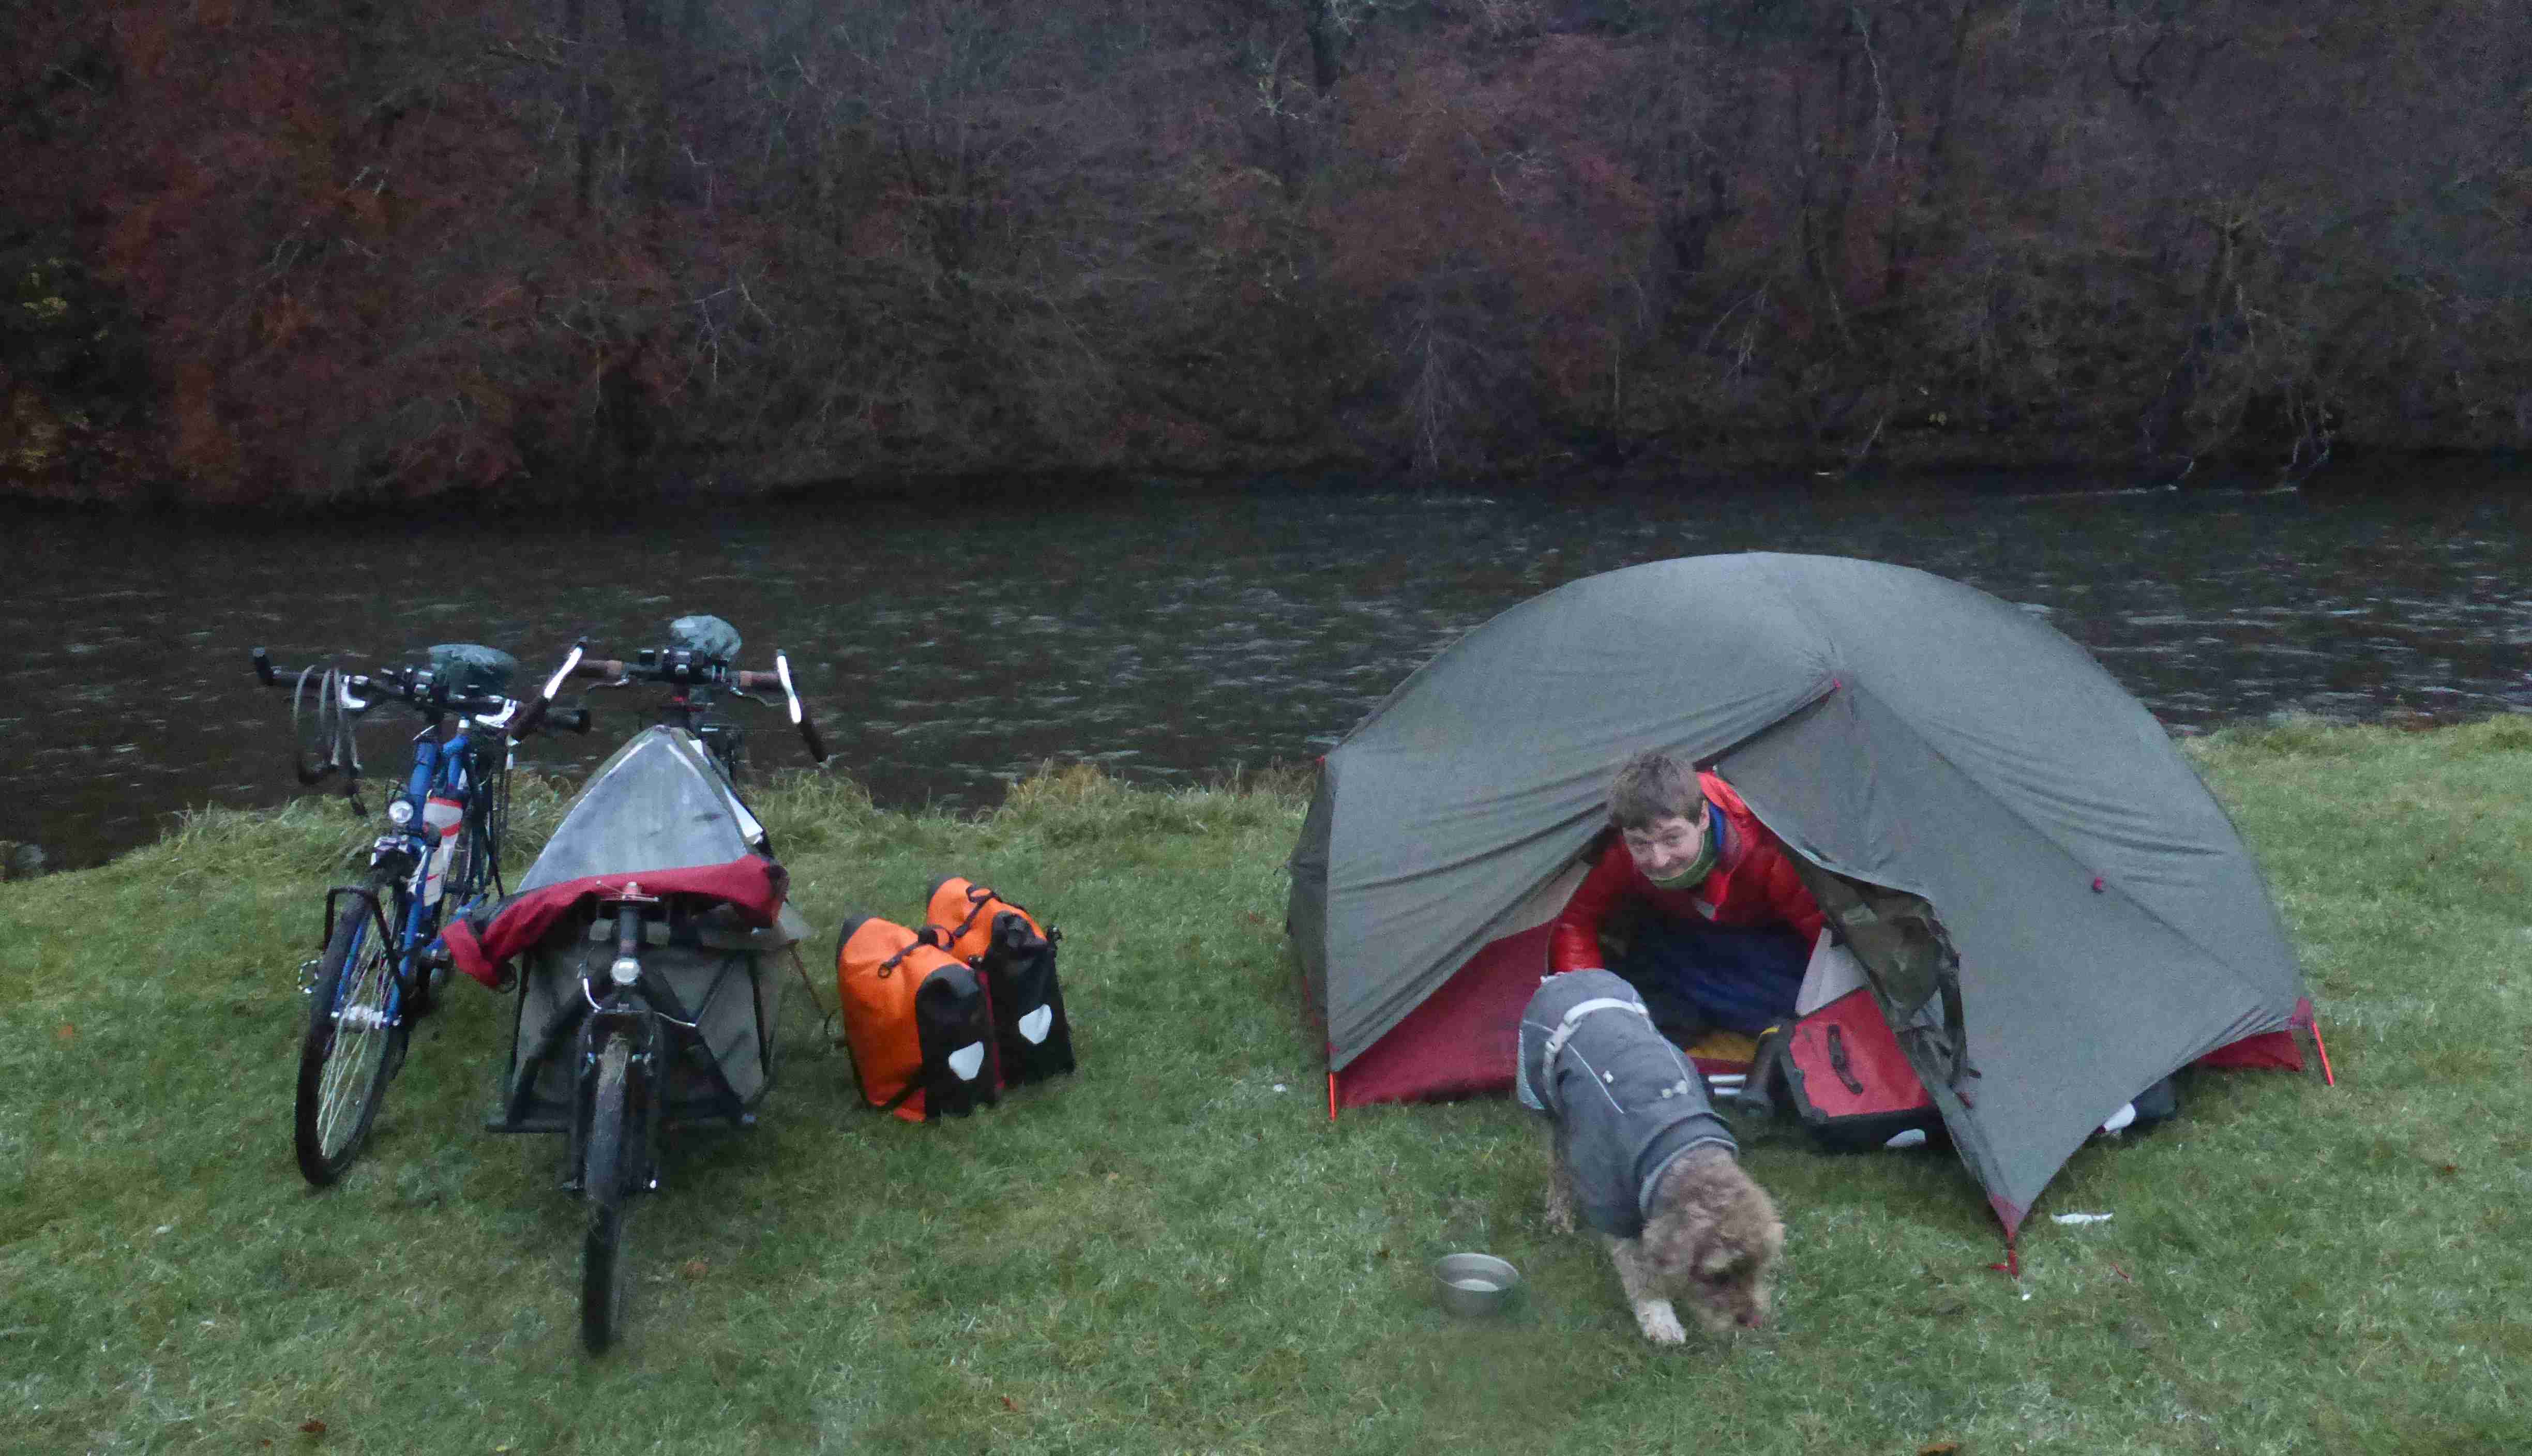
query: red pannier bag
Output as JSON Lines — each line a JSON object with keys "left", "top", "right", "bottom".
{"left": 1753, "top": 985, "right": 1942, "bottom": 1150}
{"left": 926, "top": 877, "right": 1076, "bottom": 1088}
{"left": 835, "top": 914, "right": 998, "bottom": 1122}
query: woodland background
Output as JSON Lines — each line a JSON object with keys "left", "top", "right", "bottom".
{"left": 6, "top": 0, "right": 2528, "bottom": 507}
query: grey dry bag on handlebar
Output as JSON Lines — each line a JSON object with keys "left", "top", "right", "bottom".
{"left": 427, "top": 644, "right": 520, "bottom": 698}
{"left": 669, "top": 615, "right": 743, "bottom": 663}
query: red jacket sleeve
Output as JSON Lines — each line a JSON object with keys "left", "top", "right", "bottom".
{"left": 1548, "top": 841, "right": 1635, "bottom": 972}
{"left": 1749, "top": 838, "right": 1826, "bottom": 945}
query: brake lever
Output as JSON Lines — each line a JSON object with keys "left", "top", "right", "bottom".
{"left": 775, "top": 651, "right": 828, "bottom": 765}
{"left": 515, "top": 642, "right": 585, "bottom": 737}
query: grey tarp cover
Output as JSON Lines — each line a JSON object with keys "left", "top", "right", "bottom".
{"left": 1287, "top": 553, "right": 2308, "bottom": 1231}
{"left": 520, "top": 726, "right": 774, "bottom": 892}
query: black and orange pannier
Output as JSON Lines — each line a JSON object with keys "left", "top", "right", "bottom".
{"left": 834, "top": 914, "right": 998, "bottom": 1122}
{"left": 926, "top": 877, "right": 1076, "bottom": 1089}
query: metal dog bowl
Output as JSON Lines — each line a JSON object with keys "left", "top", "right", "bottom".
{"left": 1433, "top": 1252, "right": 1521, "bottom": 1317}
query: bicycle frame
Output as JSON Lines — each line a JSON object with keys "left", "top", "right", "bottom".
{"left": 312, "top": 712, "right": 511, "bottom": 1008}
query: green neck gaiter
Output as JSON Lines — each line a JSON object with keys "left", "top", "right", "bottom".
{"left": 1644, "top": 816, "right": 1719, "bottom": 890}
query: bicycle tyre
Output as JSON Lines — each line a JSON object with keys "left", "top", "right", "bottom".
{"left": 581, "top": 1033, "right": 636, "bottom": 1353}
{"left": 293, "top": 888, "right": 400, "bottom": 1186}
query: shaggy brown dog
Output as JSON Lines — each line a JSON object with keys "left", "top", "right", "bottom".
{"left": 1544, "top": 1135, "right": 1785, "bottom": 1343}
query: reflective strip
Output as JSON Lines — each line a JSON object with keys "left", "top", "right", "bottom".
{"left": 1018, "top": 1005, "right": 1053, "bottom": 1045}
{"left": 947, "top": 1042, "right": 986, "bottom": 1081}
{"left": 1538, "top": 996, "right": 1649, "bottom": 1072}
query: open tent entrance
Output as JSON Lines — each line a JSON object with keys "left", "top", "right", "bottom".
{"left": 1315, "top": 821, "right": 2311, "bottom": 1114}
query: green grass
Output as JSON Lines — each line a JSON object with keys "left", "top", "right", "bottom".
{"left": 4, "top": 727, "right": 2528, "bottom": 1454}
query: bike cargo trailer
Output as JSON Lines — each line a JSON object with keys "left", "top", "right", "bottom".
{"left": 447, "top": 726, "right": 808, "bottom": 1132}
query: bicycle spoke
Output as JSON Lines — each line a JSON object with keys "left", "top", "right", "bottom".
{"left": 295, "top": 899, "right": 402, "bottom": 1185}
{"left": 316, "top": 947, "right": 394, "bottom": 1154}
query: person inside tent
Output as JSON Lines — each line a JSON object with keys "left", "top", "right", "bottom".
{"left": 1549, "top": 749, "right": 1823, "bottom": 1041}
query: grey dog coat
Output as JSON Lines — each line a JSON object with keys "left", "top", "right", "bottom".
{"left": 1518, "top": 970, "right": 1738, "bottom": 1239}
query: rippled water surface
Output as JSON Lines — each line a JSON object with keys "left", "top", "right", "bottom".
{"left": 9, "top": 469, "right": 2530, "bottom": 868}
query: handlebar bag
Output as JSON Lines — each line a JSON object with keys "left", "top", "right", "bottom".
{"left": 835, "top": 915, "right": 998, "bottom": 1122}
{"left": 926, "top": 876, "right": 1076, "bottom": 1088}
{"left": 669, "top": 614, "right": 742, "bottom": 663}
{"left": 426, "top": 643, "right": 520, "bottom": 697}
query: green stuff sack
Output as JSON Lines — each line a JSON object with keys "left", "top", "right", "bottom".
{"left": 927, "top": 877, "right": 1076, "bottom": 1088}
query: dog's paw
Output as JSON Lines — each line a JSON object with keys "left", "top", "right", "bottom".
{"left": 1633, "top": 1299, "right": 1687, "bottom": 1345}
{"left": 1542, "top": 1179, "right": 1578, "bottom": 1235}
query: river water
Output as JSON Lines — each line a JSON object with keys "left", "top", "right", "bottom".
{"left": 8, "top": 466, "right": 2530, "bottom": 869}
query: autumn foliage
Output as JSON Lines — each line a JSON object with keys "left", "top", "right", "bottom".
{"left": 6, "top": 0, "right": 2528, "bottom": 506}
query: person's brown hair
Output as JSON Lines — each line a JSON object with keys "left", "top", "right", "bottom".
{"left": 1605, "top": 749, "right": 1702, "bottom": 830}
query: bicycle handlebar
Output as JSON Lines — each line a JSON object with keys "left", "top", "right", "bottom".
{"left": 554, "top": 656, "right": 777, "bottom": 694}
{"left": 524, "top": 640, "right": 830, "bottom": 765}
{"left": 250, "top": 647, "right": 591, "bottom": 736}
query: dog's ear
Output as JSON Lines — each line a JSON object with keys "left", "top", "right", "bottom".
{"left": 1696, "top": 1247, "right": 1745, "bottom": 1282}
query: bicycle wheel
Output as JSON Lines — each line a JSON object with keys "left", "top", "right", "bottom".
{"left": 581, "top": 1033, "right": 636, "bottom": 1353}
{"left": 294, "top": 888, "right": 401, "bottom": 1186}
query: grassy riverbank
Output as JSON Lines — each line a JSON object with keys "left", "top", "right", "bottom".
{"left": 4, "top": 725, "right": 2528, "bottom": 1454}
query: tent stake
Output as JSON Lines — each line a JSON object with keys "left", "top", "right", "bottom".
{"left": 2310, "top": 1017, "right": 2336, "bottom": 1086}
{"left": 1327, "top": 1071, "right": 1338, "bottom": 1122}
{"left": 1989, "top": 1235, "right": 2019, "bottom": 1279}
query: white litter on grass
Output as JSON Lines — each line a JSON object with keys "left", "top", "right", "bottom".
{"left": 2052, "top": 1212, "right": 2113, "bottom": 1225}
{"left": 1272, "top": 1084, "right": 1289, "bottom": 1093}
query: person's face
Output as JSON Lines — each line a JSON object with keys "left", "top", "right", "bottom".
{"left": 1622, "top": 806, "right": 1709, "bottom": 883}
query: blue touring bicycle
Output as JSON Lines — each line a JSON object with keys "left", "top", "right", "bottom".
{"left": 252, "top": 644, "right": 589, "bottom": 1185}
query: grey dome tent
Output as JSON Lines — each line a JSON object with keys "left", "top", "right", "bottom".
{"left": 1286, "top": 553, "right": 2316, "bottom": 1235}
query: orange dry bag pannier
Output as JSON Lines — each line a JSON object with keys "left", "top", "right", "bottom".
{"left": 926, "top": 876, "right": 1076, "bottom": 1088}
{"left": 834, "top": 914, "right": 999, "bottom": 1122}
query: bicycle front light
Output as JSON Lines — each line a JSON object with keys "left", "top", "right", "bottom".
{"left": 386, "top": 798, "right": 417, "bottom": 827}
{"left": 609, "top": 956, "right": 641, "bottom": 986}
